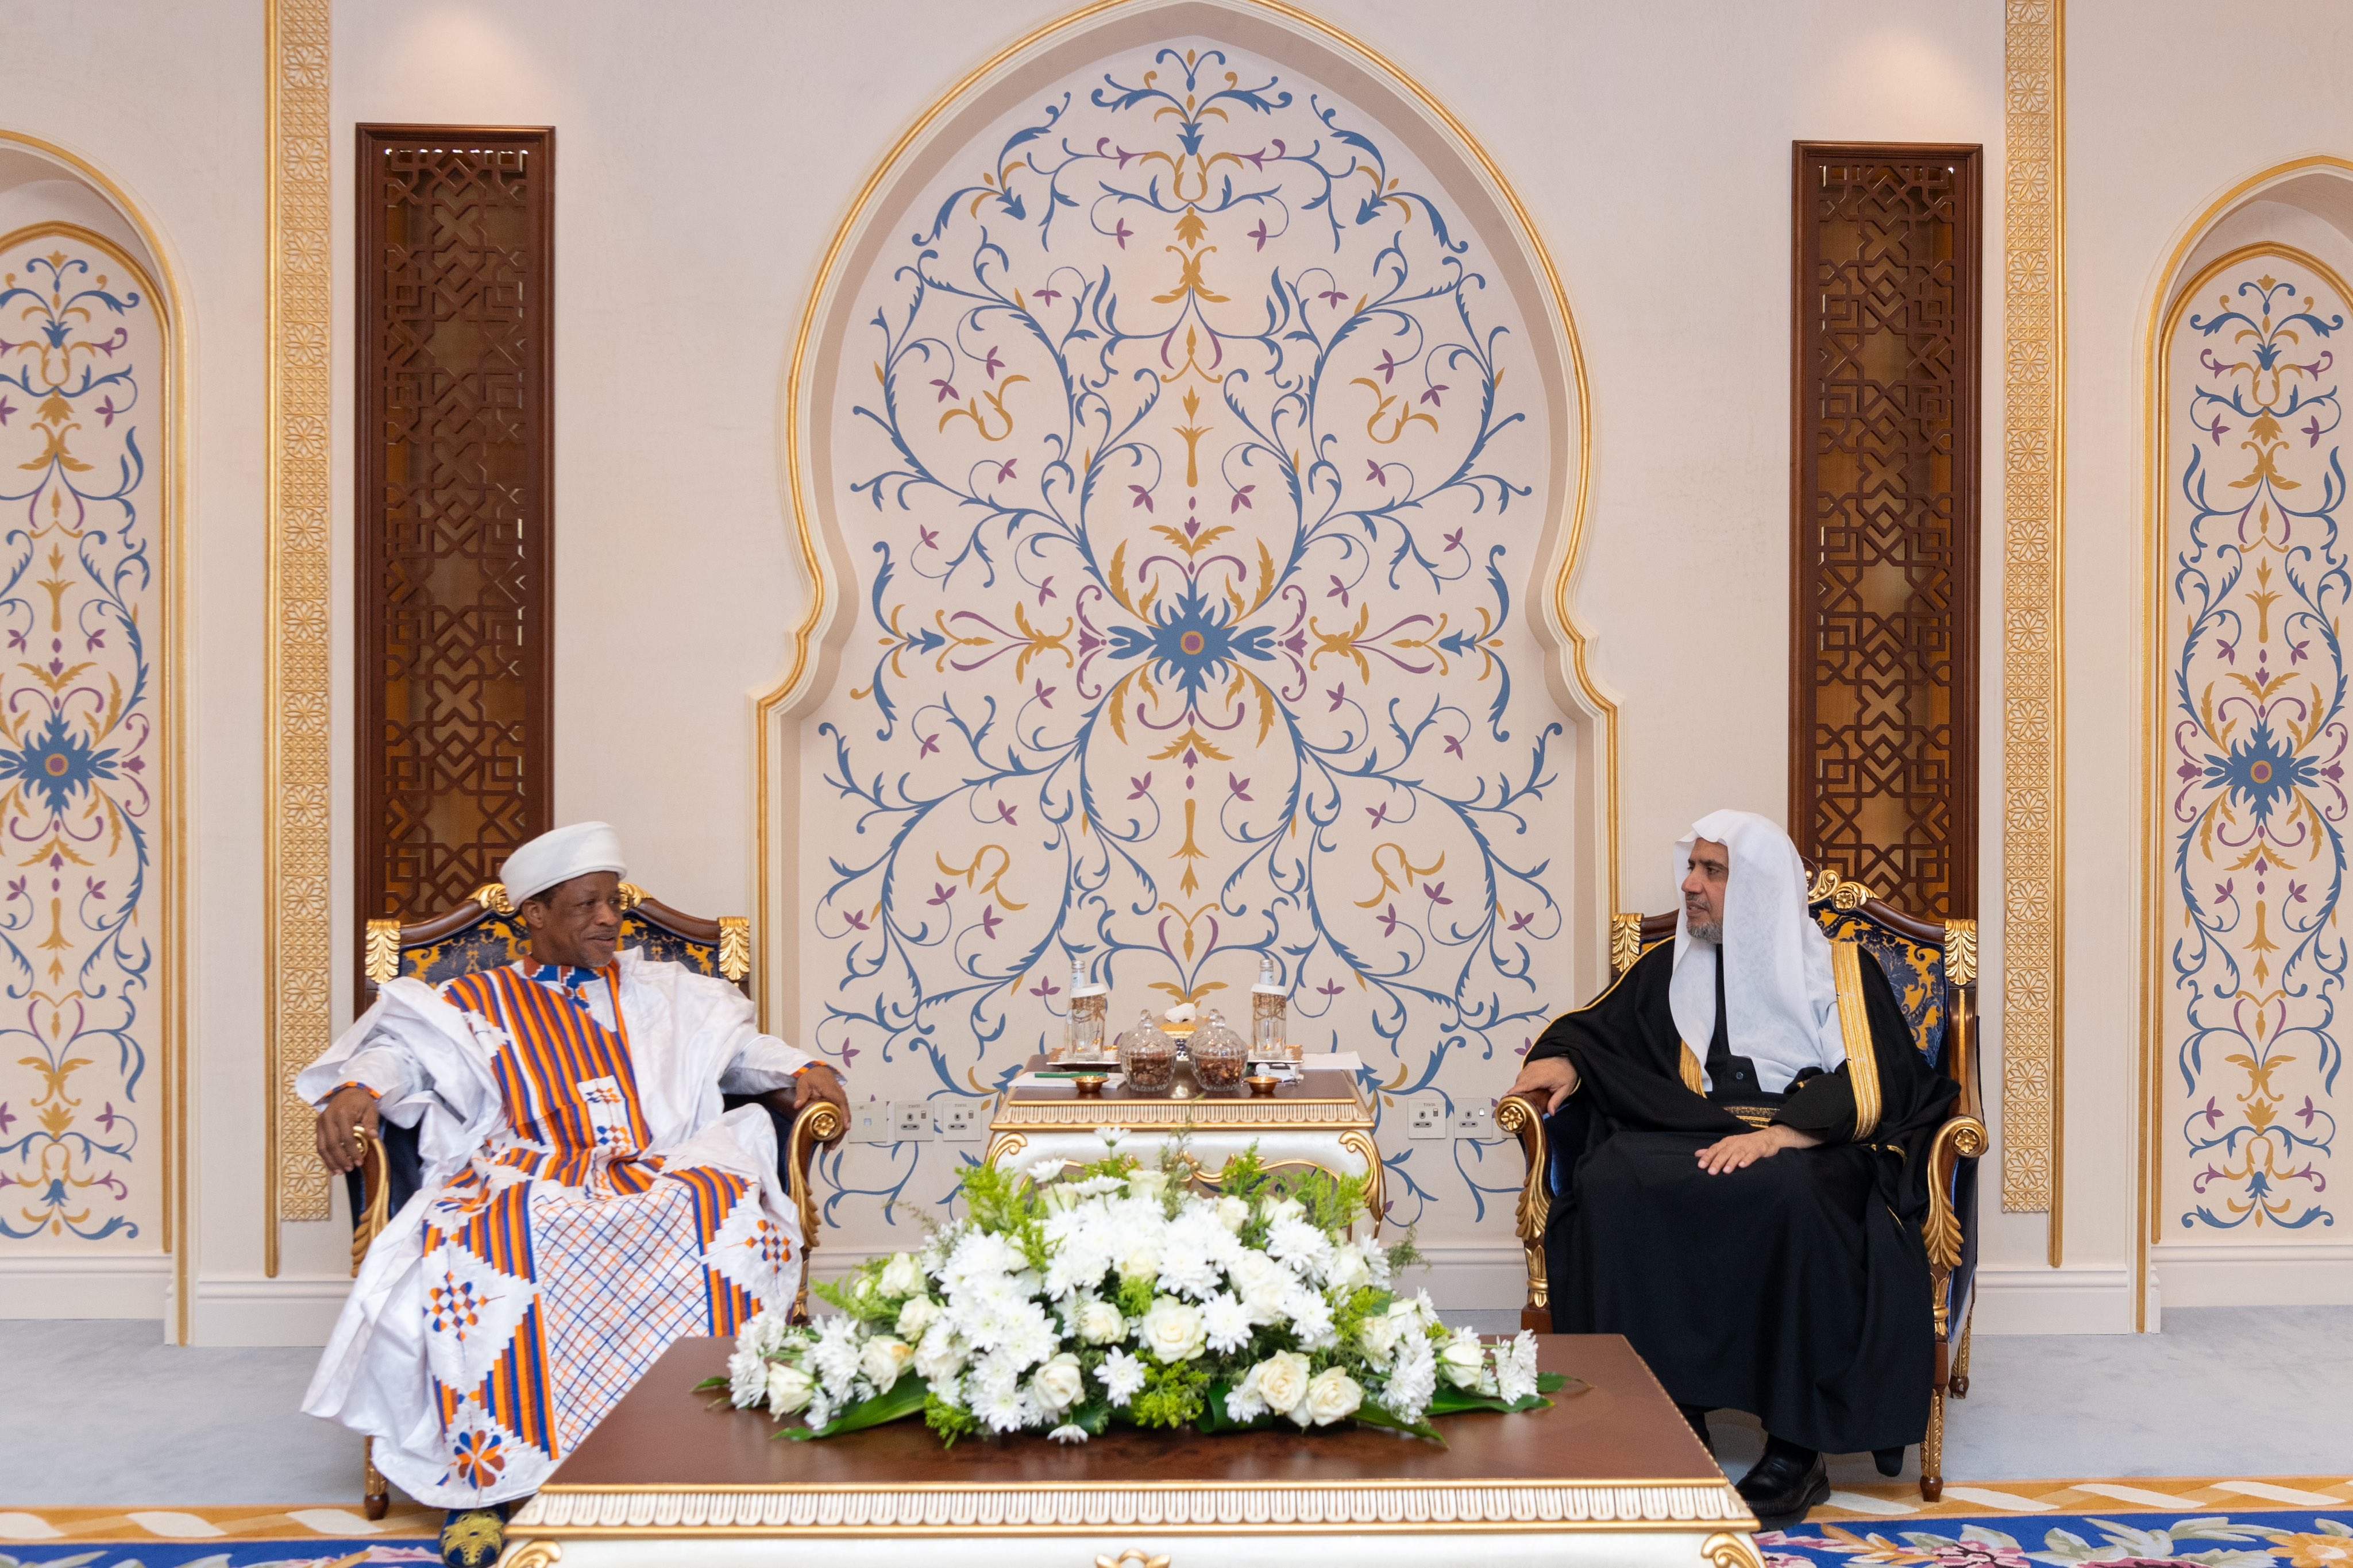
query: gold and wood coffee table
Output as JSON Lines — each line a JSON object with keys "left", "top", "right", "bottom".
{"left": 502, "top": 1334, "right": 1758, "bottom": 1567}
{"left": 986, "top": 1056, "right": 1386, "bottom": 1227}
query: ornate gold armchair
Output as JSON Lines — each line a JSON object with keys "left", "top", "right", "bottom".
{"left": 1497, "top": 868, "right": 1985, "bottom": 1503}
{"left": 346, "top": 880, "right": 843, "bottom": 1517}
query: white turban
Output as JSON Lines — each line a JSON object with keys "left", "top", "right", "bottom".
{"left": 501, "top": 821, "right": 627, "bottom": 906}
{"left": 1666, "top": 809, "right": 1843, "bottom": 1094}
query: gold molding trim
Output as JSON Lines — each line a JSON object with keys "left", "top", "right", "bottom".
{"left": 1704, "top": 1531, "right": 1770, "bottom": 1568}
{"left": 2002, "top": 0, "right": 2065, "bottom": 1249}
{"left": 718, "top": 916, "right": 753, "bottom": 983}
{"left": 515, "top": 1480, "right": 1753, "bottom": 1534}
{"left": 0, "top": 186, "right": 187, "bottom": 1338}
{"left": 1944, "top": 917, "right": 1978, "bottom": 990}
{"left": 264, "top": 0, "right": 334, "bottom": 1260}
{"left": 754, "top": 0, "right": 1614, "bottom": 1034}
{"left": 497, "top": 1544, "right": 562, "bottom": 1568}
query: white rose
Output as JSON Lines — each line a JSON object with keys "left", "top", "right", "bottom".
{"left": 1438, "top": 1328, "right": 1486, "bottom": 1390}
{"left": 1139, "top": 1295, "right": 1209, "bottom": 1364}
{"left": 1213, "top": 1194, "right": 1251, "bottom": 1232}
{"left": 1324, "top": 1246, "right": 1370, "bottom": 1292}
{"left": 1229, "top": 1251, "right": 1291, "bottom": 1312}
{"left": 1356, "top": 1307, "right": 1403, "bottom": 1364}
{"left": 851, "top": 1275, "right": 876, "bottom": 1301}
{"left": 1119, "top": 1244, "right": 1162, "bottom": 1282}
{"left": 1250, "top": 1349, "right": 1312, "bottom": 1415}
{"left": 1302, "top": 1366, "right": 1363, "bottom": 1426}
{"left": 1077, "top": 1298, "right": 1127, "bottom": 1345}
{"left": 1128, "top": 1170, "right": 1170, "bottom": 1202}
{"left": 1263, "top": 1196, "right": 1306, "bottom": 1225}
{"left": 766, "top": 1363, "right": 816, "bottom": 1416}
{"left": 1043, "top": 1183, "right": 1082, "bottom": 1212}
{"left": 1030, "top": 1351, "right": 1085, "bottom": 1413}
{"left": 878, "top": 1252, "right": 924, "bottom": 1297}
{"left": 896, "top": 1296, "right": 942, "bottom": 1339}
{"left": 859, "top": 1336, "right": 915, "bottom": 1389}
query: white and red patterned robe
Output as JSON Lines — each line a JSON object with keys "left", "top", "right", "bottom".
{"left": 299, "top": 948, "right": 813, "bottom": 1507}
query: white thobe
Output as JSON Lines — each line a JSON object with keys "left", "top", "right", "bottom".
{"left": 298, "top": 947, "right": 815, "bottom": 1507}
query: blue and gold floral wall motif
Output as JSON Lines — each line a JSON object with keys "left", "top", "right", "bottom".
{"left": 796, "top": 37, "right": 1582, "bottom": 1242}
{"left": 2162, "top": 248, "right": 2348, "bottom": 1234}
{"left": 0, "top": 227, "right": 164, "bottom": 1247}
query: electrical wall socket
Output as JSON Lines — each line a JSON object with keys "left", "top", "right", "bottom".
{"left": 1406, "top": 1094, "right": 1446, "bottom": 1140}
{"left": 893, "top": 1102, "right": 936, "bottom": 1143}
{"left": 938, "top": 1102, "right": 982, "bottom": 1142}
{"left": 1449, "top": 1104, "right": 1498, "bottom": 1142}
{"left": 851, "top": 1100, "right": 895, "bottom": 1145}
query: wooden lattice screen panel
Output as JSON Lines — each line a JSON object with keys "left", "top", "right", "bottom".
{"left": 357, "top": 126, "right": 553, "bottom": 955}
{"left": 1790, "top": 143, "right": 1982, "bottom": 919}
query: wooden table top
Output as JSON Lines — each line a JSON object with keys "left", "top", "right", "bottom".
{"left": 548, "top": 1334, "right": 1721, "bottom": 1492}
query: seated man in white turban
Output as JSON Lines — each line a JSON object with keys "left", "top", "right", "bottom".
{"left": 299, "top": 822, "right": 847, "bottom": 1567}
{"left": 1506, "top": 810, "right": 1954, "bottom": 1526}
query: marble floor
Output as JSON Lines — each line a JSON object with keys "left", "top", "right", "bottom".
{"left": 1, "top": 1307, "right": 2346, "bottom": 1505}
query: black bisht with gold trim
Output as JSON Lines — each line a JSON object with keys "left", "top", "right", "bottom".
{"left": 1523, "top": 939, "right": 1957, "bottom": 1454}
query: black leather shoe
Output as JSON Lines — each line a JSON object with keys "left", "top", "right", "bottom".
{"left": 1738, "top": 1441, "right": 1829, "bottom": 1528}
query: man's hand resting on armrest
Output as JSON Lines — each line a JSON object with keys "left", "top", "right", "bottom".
{"left": 1506, "top": 1056, "right": 1580, "bottom": 1114}
{"left": 315, "top": 1084, "right": 382, "bottom": 1176}
{"left": 761, "top": 1061, "right": 849, "bottom": 1121}
{"left": 1695, "top": 1123, "right": 1820, "bottom": 1175}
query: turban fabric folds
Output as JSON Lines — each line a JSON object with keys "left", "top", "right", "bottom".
{"left": 501, "top": 821, "right": 627, "bottom": 906}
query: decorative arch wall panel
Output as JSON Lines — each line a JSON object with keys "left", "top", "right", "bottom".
{"left": 2157, "top": 244, "right": 2350, "bottom": 1241}
{"left": 0, "top": 223, "right": 168, "bottom": 1249}
{"left": 775, "top": 9, "right": 1595, "bottom": 1254}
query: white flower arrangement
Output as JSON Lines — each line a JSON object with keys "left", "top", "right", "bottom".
{"left": 703, "top": 1145, "right": 1564, "bottom": 1446}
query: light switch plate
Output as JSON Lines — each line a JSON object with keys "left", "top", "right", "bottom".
{"left": 938, "top": 1102, "right": 982, "bottom": 1141}
{"left": 1449, "top": 1104, "right": 1497, "bottom": 1142}
{"left": 893, "top": 1101, "right": 936, "bottom": 1143}
{"left": 851, "top": 1100, "right": 895, "bottom": 1145}
{"left": 1406, "top": 1094, "right": 1446, "bottom": 1140}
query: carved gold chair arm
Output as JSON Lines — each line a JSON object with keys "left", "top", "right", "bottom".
{"left": 786, "top": 1099, "right": 847, "bottom": 1247}
{"left": 1495, "top": 1091, "right": 1552, "bottom": 1331}
{"left": 351, "top": 1127, "right": 393, "bottom": 1279}
{"left": 1921, "top": 1114, "right": 1988, "bottom": 1330}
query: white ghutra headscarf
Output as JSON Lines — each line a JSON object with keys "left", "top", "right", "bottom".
{"left": 1667, "top": 809, "right": 1844, "bottom": 1094}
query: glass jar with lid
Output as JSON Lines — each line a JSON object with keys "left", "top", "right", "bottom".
{"left": 1188, "top": 1007, "right": 1249, "bottom": 1092}
{"left": 1115, "top": 1009, "right": 1179, "bottom": 1094}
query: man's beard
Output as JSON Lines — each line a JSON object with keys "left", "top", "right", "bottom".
{"left": 1687, "top": 914, "right": 1723, "bottom": 944}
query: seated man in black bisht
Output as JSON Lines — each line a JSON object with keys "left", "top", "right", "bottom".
{"left": 1506, "top": 809, "right": 1955, "bottom": 1524}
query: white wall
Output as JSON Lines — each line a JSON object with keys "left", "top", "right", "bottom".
{"left": 2070, "top": 0, "right": 2353, "bottom": 1322}
{"left": 0, "top": 5, "right": 269, "bottom": 1338}
{"left": 35, "top": 0, "right": 2322, "bottom": 1339}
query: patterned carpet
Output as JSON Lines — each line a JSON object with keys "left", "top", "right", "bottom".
{"left": 0, "top": 1484, "right": 2345, "bottom": 1565}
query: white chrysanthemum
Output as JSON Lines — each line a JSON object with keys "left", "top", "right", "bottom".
{"left": 1153, "top": 1216, "right": 1230, "bottom": 1299}
{"left": 1069, "top": 1173, "right": 1128, "bottom": 1198}
{"left": 1322, "top": 1243, "right": 1371, "bottom": 1292}
{"left": 1199, "top": 1290, "right": 1252, "bottom": 1354}
{"left": 743, "top": 1309, "right": 794, "bottom": 1357}
{"left": 808, "top": 1314, "right": 865, "bottom": 1400}
{"left": 1097, "top": 1346, "right": 1148, "bottom": 1405}
{"left": 1494, "top": 1330, "right": 1540, "bottom": 1404}
{"left": 1384, "top": 1332, "right": 1437, "bottom": 1423}
{"left": 928, "top": 1371, "right": 963, "bottom": 1410}
{"left": 1048, "top": 1423, "right": 1089, "bottom": 1444}
{"left": 974, "top": 1379, "right": 1033, "bottom": 1432}
{"left": 1283, "top": 1285, "right": 1336, "bottom": 1350}
{"left": 913, "top": 1319, "right": 966, "bottom": 1383}
{"left": 726, "top": 1343, "right": 769, "bottom": 1408}
{"left": 804, "top": 1391, "right": 836, "bottom": 1433}
{"left": 1224, "top": 1374, "right": 1269, "bottom": 1424}
{"left": 1264, "top": 1215, "right": 1333, "bottom": 1275}
{"left": 1356, "top": 1235, "right": 1394, "bottom": 1288}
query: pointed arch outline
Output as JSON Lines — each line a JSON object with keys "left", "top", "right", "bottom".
{"left": 2138, "top": 155, "right": 2353, "bottom": 1328}
{"left": 750, "top": 0, "right": 1614, "bottom": 1029}
{"left": 0, "top": 129, "right": 188, "bottom": 1341}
